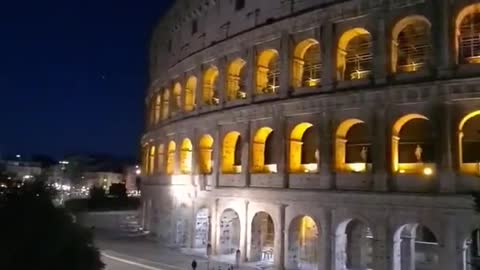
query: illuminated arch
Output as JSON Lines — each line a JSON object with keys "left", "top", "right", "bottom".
{"left": 166, "top": 141, "right": 176, "bottom": 175}
{"left": 184, "top": 76, "right": 197, "bottom": 112}
{"left": 393, "top": 224, "right": 439, "bottom": 270}
{"left": 335, "top": 119, "right": 370, "bottom": 172}
{"left": 256, "top": 49, "right": 279, "bottom": 94}
{"left": 227, "top": 58, "right": 247, "bottom": 101}
{"left": 337, "top": 28, "right": 372, "bottom": 81}
{"left": 148, "top": 146, "right": 156, "bottom": 175}
{"left": 335, "top": 219, "right": 374, "bottom": 270}
{"left": 154, "top": 94, "right": 162, "bottom": 124}
{"left": 455, "top": 3, "right": 480, "bottom": 64}
{"left": 180, "top": 139, "right": 193, "bottom": 174}
{"left": 162, "top": 89, "right": 170, "bottom": 120}
{"left": 458, "top": 110, "right": 480, "bottom": 175}
{"left": 172, "top": 83, "right": 182, "bottom": 114}
{"left": 250, "top": 212, "right": 275, "bottom": 262}
{"left": 287, "top": 215, "right": 319, "bottom": 269}
{"left": 199, "top": 135, "right": 214, "bottom": 174}
{"left": 222, "top": 131, "right": 242, "bottom": 174}
{"left": 252, "top": 127, "right": 275, "bottom": 173}
{"left": 391, "top": 114, "right": 433, "bottom": 174}
{"left": 156, "top": 144, "right": 165, "bottom": 173}
{"left": 289, "top": 122, "right": 318, "bottom": 173}
{"left": 203, "top": 66, "right": 219, "bottom": 105}
{"left": 292, "top": 39, "right": 321, "bottom": 88}
{"left": 391, "top": 15, "right": 431, "bottom": 73}
{"left": 142, "top": 145, "right": 149, "bottom": 174}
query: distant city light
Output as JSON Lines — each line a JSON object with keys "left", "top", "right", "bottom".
{"left": 135, "top": 169, "right": 141, "bottom": 175}
{"left": 59, "top": 161, "right": 69, "bottom": 165}
{"left": 16, "top": 154, "right": 21, "bottom": 158}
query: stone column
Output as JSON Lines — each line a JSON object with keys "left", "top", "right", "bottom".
{"left": 321, "top": 22, "right": 335, "bottom": 91}
{"left": 319, "top": 110, "right": 335, "bottom": 189}
{"left": 241, "top": 201, "right": 249, "bottom": 262}
{"left": 242, "top": 123, "right": 251, "bottom": 187}
{"left": 196, "top": 67, "right": 204, "bottom": 109}
{"left": 273, "top": 108, "right": 288, "bottom": 187}
{"left": 245, "top": 48, "right": 256, "bottom": 103}
{"left": 371, "top": 107, "right": 390, "bottom": 191}
{"left": 372, "top": 8, "right": 387, "bottom": 84}
{"left": 435, "top": 101, "right": 456, "bottom": 193}
{"left": 321, "top": 210, "right": 332, "bottom": 270}
{"left": 217, "top": 57, "right": 227, "bottom": 107}
{"left": 438, "top": 216, "right": 458, "bottom": 270}
{"left": 274, "top": 205, "right": 286, "bottom": 270}
{"left": 400, "top": 236, "right": 415, "bottom": 270}
{"left": 372, "top": 222, "right": 389, "bottom": 270}
{"left": 212, "top": 131, "right": 220, "bottom": 188}
{"left": 279, "top": 30, "right": 291, "bottom": 98}
{"left": 433, "top": 0, "right": 453, "bottom": 77}
{"left": 209, "top": 201, "right": 217, "bottom": 254}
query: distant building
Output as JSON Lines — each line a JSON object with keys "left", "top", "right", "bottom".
{"left": 1, "top": 160, "right": 42, "bottom": 180}
{"left": 124, "top": 165, "right": 141, "bottom": 192}
{"left": 83, "top": 171, "right": 123, "bottom": 191}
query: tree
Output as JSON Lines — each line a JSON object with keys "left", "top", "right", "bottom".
{"left": 0, "top": 181, "right": 104, "bottom": 270}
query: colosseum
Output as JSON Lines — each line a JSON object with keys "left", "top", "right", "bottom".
{"left": 140, "top": 0, "right": 480, "bottom": 269}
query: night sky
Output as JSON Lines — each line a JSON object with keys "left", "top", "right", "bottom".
{"left": 0, "top": 0, "right": 172, "bottom": 160}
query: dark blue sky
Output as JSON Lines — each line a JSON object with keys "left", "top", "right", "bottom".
{"left": 0, "top": 0, "right": 172, "bottom": 159}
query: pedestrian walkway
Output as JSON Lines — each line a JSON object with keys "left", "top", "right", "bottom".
{"left": 95, "top": 230, "right": 263, "bottom": 270}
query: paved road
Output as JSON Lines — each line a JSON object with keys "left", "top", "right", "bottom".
{"left": 103, "top": 254, "right": 163, "bottom": 270}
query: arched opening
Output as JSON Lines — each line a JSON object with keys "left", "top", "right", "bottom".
{"left": 157, "top": 144, "right": 165, "bottom": 173}
{"left": 337, "top": 28, "right": 373, "bottom": 81}
{"left": 335, "top": 219, "right": 374, "bottom": 270}
{"left": 250, "top": 212, "right": 275, "bottom": 263}
{"left": 252, "top": 127, "right": 276, "bottom": 173}
{"left": 335, "top": 119, "right": 370, "bottom": 173}
{"left": 459, "top": 111, "right": 480, "bottom": 175}
{"left": 180, "top": 139, "right": 193, "bottom": 174}
{"left": 162, "top": 89, "right": 170, "bottom": 120}
{"left": 392, "top": 114, "right": 434, "bottom": 174}
{"left": 393, "top": 224, "right": 439, "bottom": 270}
{"left": 194, "top": 208, "right": 210, "bottom": 249}
{"left": 287, "top": 216, "right": 319, "bottom": 270}
{"left": 219, "top": 209, "right": 241, "bottom": 255}
{"left": 289, "top": 123, "right": 318, "bottom": 173}
{"left": 199, "top": 135, "right": 214, "bottom": 174}
{"left": 148, "top": 146, "right": 156, "bottom": 175}
{"left": 185, "top": 76, "right": 197, "bottom": 112}
{"left": 227, "top": 58, "right": 247, "bottom": 101}
{"left": 464, "top": 229, "right": 480, "bottom": 270}
{"left": 175, "top": 203, "right": 189, "bottom": 247}
{"left": 256, "top": 49, "right": 280, "bottom": 94}
{"left": 154, "top": 94, "right": 162, "bottom": 124}
{"left": 203, "top": 66, "right": 220, "bottom": 105}
{"left": 456, "top": 4, "right": 480, "bottom": 64}
{"left": 166, "top": 141, "right": 176, "bottom": 175}
{"left": 222, "top": 131, "right": 242, "bottom": 174}
{"left": 172, "top": 83, "right": 182, "bottom": 114}
{"left": 391, "top": 16, "right": 431, "bottom": 73}
{"left": 293, "top": 39, "right": 321, "bottom": 88}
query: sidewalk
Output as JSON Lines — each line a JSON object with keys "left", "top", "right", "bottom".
{"left": 95, "top": 230, "right": 264, "bottom": 270}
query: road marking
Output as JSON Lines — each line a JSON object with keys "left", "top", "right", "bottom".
{"left": 103, "top": 252, "right": 169, "bottom": 270}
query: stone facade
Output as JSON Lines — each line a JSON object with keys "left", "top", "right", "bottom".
{"left": 141, "top": 0, "right": 480, "bottom": 269}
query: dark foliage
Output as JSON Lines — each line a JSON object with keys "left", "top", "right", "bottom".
{"left": 109, "top": 183, "right": 127, "bottom": 199}
{"left": 0, "top": 182, "right": 104, "bottom": 270}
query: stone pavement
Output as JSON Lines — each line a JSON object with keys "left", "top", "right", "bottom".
{"left": 95, "top": 230, "right": 268, "bottom": 270}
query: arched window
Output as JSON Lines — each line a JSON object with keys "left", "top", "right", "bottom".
{"left": 162, "top": 89, "right": 170, "bottom": 120}
{"left": 203, "top": 66, "right": 220, "bottom": 105}
{"left": 458, "top": 111, "right": 480, "bottom": 175}
{"left": 250, "top": 212, "right": 275, "bottom": 262}
{"left": 287, "top": 216, "right": 319, "bottom": 270}
{"left": 337, "top": 28, "right": 373, "bottom": 81}
{"left": 172, "top": 83, "right": 182, "bottom": 115}
{"left": 292, "top": 39, "right": 321, "bottom": 88}
{"left": 256, "top": 49, "right": 279, "bottom": 94}
{"left": 335, "top": 119, "right": 370, "bottom": 173}
{"left": 184, "top": 76, "right": 197, "bottom": 112}
{"left": 157, "top": 144, "right": 165, "bottom": 173}
{"left": 252, "top": 127, "right": 276, "bottom": 173}
{"left": 199, "top": 135, "right": 214, "bottom": 174}
{"left": 289, "top": 123, "right": 318, "bottom": 173}
{"left": 393, "top": 224, "right": 439, "bottom": 270}
{"left": 456, "top": 4, "right": 480, "bottom": 64}
{"left": 336, "top": 219, "right": 374, "bottom": 270}
{"left": 222, "top": 131, "right": 242, "bottom": 174}
{"left": 166, "top": 141, "right": 176, "bottom": 175}
{"left": 392, "top": 114, "right": 434, "bottom": 175}
{"left": 148, "top": 146, "right": 156, "bottom": 175}
{"left": 392, "top": 16, "right": 431, "bottom": 73}
{"left": 180, "top": 139, "right": 193, "bottom": 174}
{"left": 226, "top": 58, "right": 247, "bottom": 101}
{"left": 154, "top": 94, "right": 162, "bottom": 124}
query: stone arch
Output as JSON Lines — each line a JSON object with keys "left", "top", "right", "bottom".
{"left": 194, "top": 208, "right": 210, "bottom": 249}
{"left": 335, "top": 119, "right": 370, "bottom": 172}
{"left": 199, "top": 134, "right": 214, "bottom": 174}
{"left": 222, "top": 131, "right": 242, "bottom": 174}
{"left": 287, "top": 215, "right": 320, "bottom": 270}
{"left": 463, "top": 228, "right": 480, "bottom": 270}
{"left": 172, "top": 82, "right": 182, "bottom": 114}
{"left": 250, "top": 211, "right": 275, "bottom": 263}
{"left": 458, "top": 110, "right": 480, "bottom": 175}
{"left": 393, "top": 223, "right": 439, "bottom": 270}
{"left": 252, "top": 127, "right": 276, "bottom": 173}
{"left": 227, "top": 58, "right": 247, "bottom": 101}
{"left": 148, "top": 145, "right": 156, "bottom": 175}
{"left": 256, "top": 49, "right": 280, "bottom": 94}
{"left": 154, "top": 94, "right": 162, "bottom": 124}
{"left": 289, "top": 122, "right": 318, "bottom": 173}
{"left": 166, "top": 141, "right": 176, "bottom": 175}
{"left": 335, "top": 218, "right": 374, "bottom": 270}
{"left": 203, "top": 66, "right": 219, "bottom": 105}
{"left": 157, "top": 143, "right": 165, "bottom": 173}
{"left": 337, "top": 28, "right": 373, "bottom": 81}
{"left": 292, "top": 38, "right": 321, "bottom": 88}
{"left": 162, "top": 89, "right": 170, "bottom": 119}
{"left": 180, "top": 139, "right": 193, "bottom": 174}
{"left": 184, "top": 76, "right": 197, "bottom": 112}
{"left": 218, "top": 208, "right": 241, "bottom": 255}
{"left": 391, "top": 114, "right": 434, "bottom": 174}
{"left": 391, "top": 15, "right": 432, "bottom": 73}
{"left": 455, "top": 3, "right": 480, "bottom": 64}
